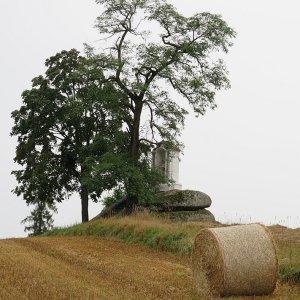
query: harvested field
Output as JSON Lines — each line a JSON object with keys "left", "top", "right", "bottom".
{"left": 0, "top": 236, "right": 196, "bottom": 299}
{"left": 0, "top": 236, "right": 299, "bottom": 299}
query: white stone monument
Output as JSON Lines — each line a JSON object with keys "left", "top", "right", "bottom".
{"left": 152, "top": 143, "right": 182, "bottom": 192}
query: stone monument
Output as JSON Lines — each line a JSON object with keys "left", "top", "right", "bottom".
{"left": 152, "top": 143, "right": 182, "bottom": 191}
{"left": 151, "top": 142, "right": 215, "bottom": 222}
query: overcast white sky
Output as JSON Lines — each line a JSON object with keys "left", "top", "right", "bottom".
{"left": 1, "top": 0, "right": 300, "bottom": 238}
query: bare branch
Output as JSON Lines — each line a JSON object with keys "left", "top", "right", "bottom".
{"left": 139, "top": 138, "right": 158, "bottom": 146}
{"left": 144, "top": 101, "right": 155, "bottom": 140}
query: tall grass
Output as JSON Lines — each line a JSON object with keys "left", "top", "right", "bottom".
{"left": 45, "top": 211, "right": 219, "bottom": 256}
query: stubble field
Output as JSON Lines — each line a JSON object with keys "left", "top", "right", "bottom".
{"left": 0, "top": 229, "right": 300, "bottom": 299}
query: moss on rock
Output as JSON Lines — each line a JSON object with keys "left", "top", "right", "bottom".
{"left": 161, "top": 209, "right": 215, "bottom": 222}
{"left": 150, "top": 190, "right": 212, "bottom": 211}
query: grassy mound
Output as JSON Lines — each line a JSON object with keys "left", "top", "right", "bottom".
{"left": 45, "top": 212, "right": 220, "bottom": 256}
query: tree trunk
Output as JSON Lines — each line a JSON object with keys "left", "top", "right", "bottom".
{"left": 80, "top": 185, "right": 89, "bottom": 223}
{"left": 126, "top": 99, "right": 143, "bottom": 213}
{"left": 130, "top": 100, "right": 143, "bottom": 164}
{"left": 124, "top": 194, "right": 137, "bottom": 214}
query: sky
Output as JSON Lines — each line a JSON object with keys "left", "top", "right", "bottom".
{"left": 1, "top": 0, "right": 300, "bottom": 238}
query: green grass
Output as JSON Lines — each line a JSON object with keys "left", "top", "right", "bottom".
{"left": 45, "top": 212, "right": 219, "bottom": 256}
{"left": 279, "top": 265, "right": 300, "bottom": 284}
{"left": 276, "top": 239, "right": 300, "bottom": 284}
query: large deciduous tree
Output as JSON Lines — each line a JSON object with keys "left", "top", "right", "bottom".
{"left": 89, "top": 0, "right": 236, "bottom": 210}
{"left": 11, "top": 49, "right": 125, "bottom": 223}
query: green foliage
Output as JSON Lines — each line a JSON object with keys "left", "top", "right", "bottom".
{"left": 11, "top": 49, "right": 126, "bottom": 223}
{"left": 90, "top": 0, "right": 236, "bottom": 209}
{"left": 22, "top": 202, "right": 56, "bottom": 236}
{"left": 280, "top": 265, "right": 300, "bottom": 284}
{"left": 102, "top": 189, "right": 126, "bottom": 208}
{"left": 88, "top": 152, "right": 167, "bottom": 207}
{"left": 11, "top": 47, "right": 167, "bottom": 225}
{"left": 93, "top": 0, "right": 236, "bottom": 148}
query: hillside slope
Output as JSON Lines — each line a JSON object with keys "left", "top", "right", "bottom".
{"left": 0, "top": 235, "right": 300, "bottom": 299}
{"left": 0, "top": 236, "right": 196, "bottom": 299}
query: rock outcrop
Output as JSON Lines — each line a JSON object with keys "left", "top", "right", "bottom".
{"left": 150, "top": 190, "right": 212, "bottom": 211}
{"left": 148, "top": 189, "right": 215, "bottom": 222}
{"left": 160, "top": 209, "right": 215, "bottom": 222}
{"left": 93, "top": 189, "right": 215, "bottom": 223}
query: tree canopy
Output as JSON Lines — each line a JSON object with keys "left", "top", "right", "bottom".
{"left": 89, "top": 0, "right": 236, "bottom": 209}
{"left": 11, "top": 49, "right": 126, "bottom": 224}
{"left": 12, "top": 0, "right": 236, "bottom": 232}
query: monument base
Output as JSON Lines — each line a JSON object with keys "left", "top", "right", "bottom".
{"left": 159, "top": 183, "right": 182, "bottom": 192}
{"left": 160, "top": 209, "right": 215, "bottom": 222}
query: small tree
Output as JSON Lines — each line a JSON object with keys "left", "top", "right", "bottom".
{"left": 89, "top": 0, "right": 236, "bottom": 210}
{"left": 21, "top": 201, "right": 56, "bottom": 236}
{"left": 11, "top": 49, "right": 125, "bottom": 222}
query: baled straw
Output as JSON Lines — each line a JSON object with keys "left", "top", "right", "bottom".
{"left": 192, "top": 224, "right": 278, "bottom": 297}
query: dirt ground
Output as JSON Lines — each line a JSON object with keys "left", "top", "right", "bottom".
{"left": 0, "top": 236, "right": 299, "bottom": 299}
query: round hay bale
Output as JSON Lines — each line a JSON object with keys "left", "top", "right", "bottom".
{"left": 192, "top": 224, "right": 278, "bottom": 297}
